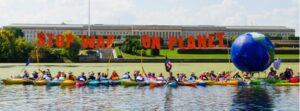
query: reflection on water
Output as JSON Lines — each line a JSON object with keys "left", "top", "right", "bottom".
{"left": 0, "top": 84, "right": 298, "bottom": 111}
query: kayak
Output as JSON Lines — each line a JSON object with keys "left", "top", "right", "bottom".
{"left": 289, "top": 77, "right": 299, "bottom": 83}
{"left": 110, "top": 80, "right": 121, "bottom": 86}
{"left": 213, "top": 81, "right": 227, "bottom": 85}
{"left": 34, "top": 80, "right": 47, "bottom": 86}
{"left": 23, "top": 80, "right": 34, "bottom": 85}
{"left": 264, "top": 79, "right": 288, "bottom": 84}
{"left": 226, "top": 80, "right": 239, "bottom": 85}
{"left": 197, "top": 82, "right": 207, "bottom": 87}
{"left": 250, "top": 80, "right": 288, "bottom": 85}
{"left": 99, "top": 79, "right": 110, "bottom": 86}
{"left": 178, "top": 82, "right": 197, "bottom": 87}
{"left": 87, "top": 80, "right": 100, "bottom": 86}
{"left": 2, "top": 79, "right": 25, "bottom": 85}
{"left": 76, "top": 80, "right": 85, "bottom": 87}
{"left": 275, "top": 82, "right": 300, "bottom": 86}
{"left": 61, "top": 80, "right": 75, "bottom": 86}
{"left": 250, "top": 80, "right": 263, "bottom": 85}
{"left": 167, "top": 81, "right": 178, "bottom": 88}
{"left": 47, "top": 80, "right": 61, "bottom": 86}
{"left": 149, "top": 82, "right": 166, "bottom": 88}
{"left": 195, "top": 80, "right": 214, "bottom": 85}
{"left": 122, "top": 81, "right": 138, "bottom": 87}
{"left": 238, "top": 80, "right": 247, "bottom": 86}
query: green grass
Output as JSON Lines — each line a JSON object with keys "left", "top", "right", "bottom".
{"left": 121, "top": 49, "right": 299, "bottom": 59}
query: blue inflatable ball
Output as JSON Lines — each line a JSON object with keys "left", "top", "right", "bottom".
{"left": 230, "top": 32, "right": 275, "bottom": 72}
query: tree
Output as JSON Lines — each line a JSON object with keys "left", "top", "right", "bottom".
{"left": 4, "top": 27, "right": 24, "bottom": 38}
{"left": 62, "top": 31, "right": 81, "bottom": 61}
{"left": 121, "top": 35, "right": 141, "bottom": 54}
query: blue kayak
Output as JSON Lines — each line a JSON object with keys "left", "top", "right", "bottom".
{"left": 47, "top": 80, "right": 61, "bottom": 86}
{"left": 87, "top": 80, "right": 100, "bottom": 86}
{"left": 110, "top": 80, "right": 121, "bottom": 86}
{"left": 168, "top": 82, "right": 178, "bottom": 88}
{"left": 197, "top": 82, "right": 207, "bottom": 87}
{"left": 99, "top": 79, "right": 110, "bottom": 86}
{"left": 238, "top": 80, "right": 246, "bottom": 86}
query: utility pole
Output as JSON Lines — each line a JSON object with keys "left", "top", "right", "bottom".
{"left": 88, "top": 0, "right": 91, "bottom": 36}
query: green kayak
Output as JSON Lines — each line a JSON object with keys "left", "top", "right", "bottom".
{"left": 250, "top": 79, "right": 289, "bottom": 85}
{"left": 122, "top": 80, "right": 149, "bottom": 87}
{"left": 122, "top": 80, "right": 138, "bottom": 87}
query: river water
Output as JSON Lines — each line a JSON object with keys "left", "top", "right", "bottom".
{"left": 0, "top": 84, "right": 298, "bottom": 111}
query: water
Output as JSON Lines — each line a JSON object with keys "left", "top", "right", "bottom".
{"left": 0, "top": 84, "right": 298, "bottom": 111}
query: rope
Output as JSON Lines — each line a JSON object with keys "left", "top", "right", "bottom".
{"left": 141, "top": 49, "right": 146, "bottom": 75}
{"left": 107, "top": 51, "right": 113, "bottom": 75}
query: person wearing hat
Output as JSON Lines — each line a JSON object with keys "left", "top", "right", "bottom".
{"left": 88, "top": 72, "right": 96, "bottom": 80}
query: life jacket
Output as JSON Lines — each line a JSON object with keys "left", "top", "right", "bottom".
{"left": 157, "top": 76, "right": 164, "bottom": 81}
{"left": 58, "top": 76, "right": 65, "bottom": 80}
{"left": 68, "top": 75, "right": 76, "bottom": 81}
{"left": 200, "top": 75, "right": 208, "bottom": 80}
{"left": 78, "top": 76, "right": 86, "bottom": 81}
{"left": 112, "top": 75, "right": 119, "bottom": 80}
{"left": 122, "top": 74, "right": 130, "bottom": 79}
{"left": 136, "top": 76, "right": 144, "bottom": 81}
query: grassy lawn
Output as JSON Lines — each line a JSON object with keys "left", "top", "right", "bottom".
{"left": 119, "top": 49, "right": 299, "bottom": 59}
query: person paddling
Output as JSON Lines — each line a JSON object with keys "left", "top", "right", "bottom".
{"left": 88, "top": 72, "right": 96, "bottom": 80}
{"left": 156, "top": 73, "right": 167, "bottom": 82}
{"left": 136, "top": 73, "right": 144, "bottom": 82}
{"left": 122, "top": 72, "right": 132, "bottom": 80}
{"left": 167, "top": 72, "right": 177, "bottom": 83}
{"left": 188, "top": 72, "right": 198, "bottom": 82}
{"left": 77, "top": 72, "right": 87, "bottom": 81}
{"left": 67, "top": 72, "right": 76, "bottom": 81}
{"left": 21, "top": 70, "right": 29, "bottom": 79}
{"left": 110, "top": 70, "right": 120, "bottom": 80}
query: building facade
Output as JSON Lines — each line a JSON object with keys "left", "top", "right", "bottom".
{"left": 4, "top": 23, "right": 295, "bottom": 42}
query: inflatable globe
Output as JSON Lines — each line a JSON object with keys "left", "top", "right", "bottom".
{"left": 230, "top": 32, "right": 275, "bottom": 72}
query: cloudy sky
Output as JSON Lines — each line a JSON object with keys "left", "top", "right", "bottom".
{"left": 0, "top": 0, "right": 299, "bottom": 35}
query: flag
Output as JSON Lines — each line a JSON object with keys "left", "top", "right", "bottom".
{"left": 25, "top": 58, "right": 30, "bottom": 66}
{"left": 165, "top": 56, "right": 172, "bottom": 72}
{"left": 273, "top": 58, "right": 282, "bottom": 70}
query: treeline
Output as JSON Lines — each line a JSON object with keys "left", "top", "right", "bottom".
{"left": 0, "top": 28, "right": 81, "bottom": 62}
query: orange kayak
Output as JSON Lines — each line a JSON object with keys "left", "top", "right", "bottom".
{"left": 149, "top": 82, "right": 166, "bottom": 88}
{"left": 178, "top": 82, "right": 197, "bottom": 87}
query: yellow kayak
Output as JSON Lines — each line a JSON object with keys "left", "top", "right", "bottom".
{"left": 226, "top": 80, "right": 239, "bottom": 85}
{"left": 275, "top": 82, "right": 300, "bottom": 86}
{"left": 34, "top": 80, "right": 47, "bottom": 86}
{"left": 2, "top": 79, "right": 25, "bottom": 85}
{"left": 61, "top": 80, "right": 75, "bottom": 86}
{"left": 213, "top": 81, "right": 227, "bottom": 85}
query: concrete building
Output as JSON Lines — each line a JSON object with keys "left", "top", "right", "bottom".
{"left": 4, "top": 23, "right": 295, "bottom": 42}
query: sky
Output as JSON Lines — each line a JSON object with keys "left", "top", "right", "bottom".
{"left": 0, "top": 0, "right": 299, "bottom": 35}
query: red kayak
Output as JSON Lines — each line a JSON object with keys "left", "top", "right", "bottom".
{"left": 149, "top": 82, "right": 166, "bottom": 88}
{"left": 290, "top": 77, "right": 299, "bottom": 83}
{"left": 178, "top": 82, "right": 197, "bottom": 87}
{"left": 76, "top": 80, "right": 85, "bottom": 87}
